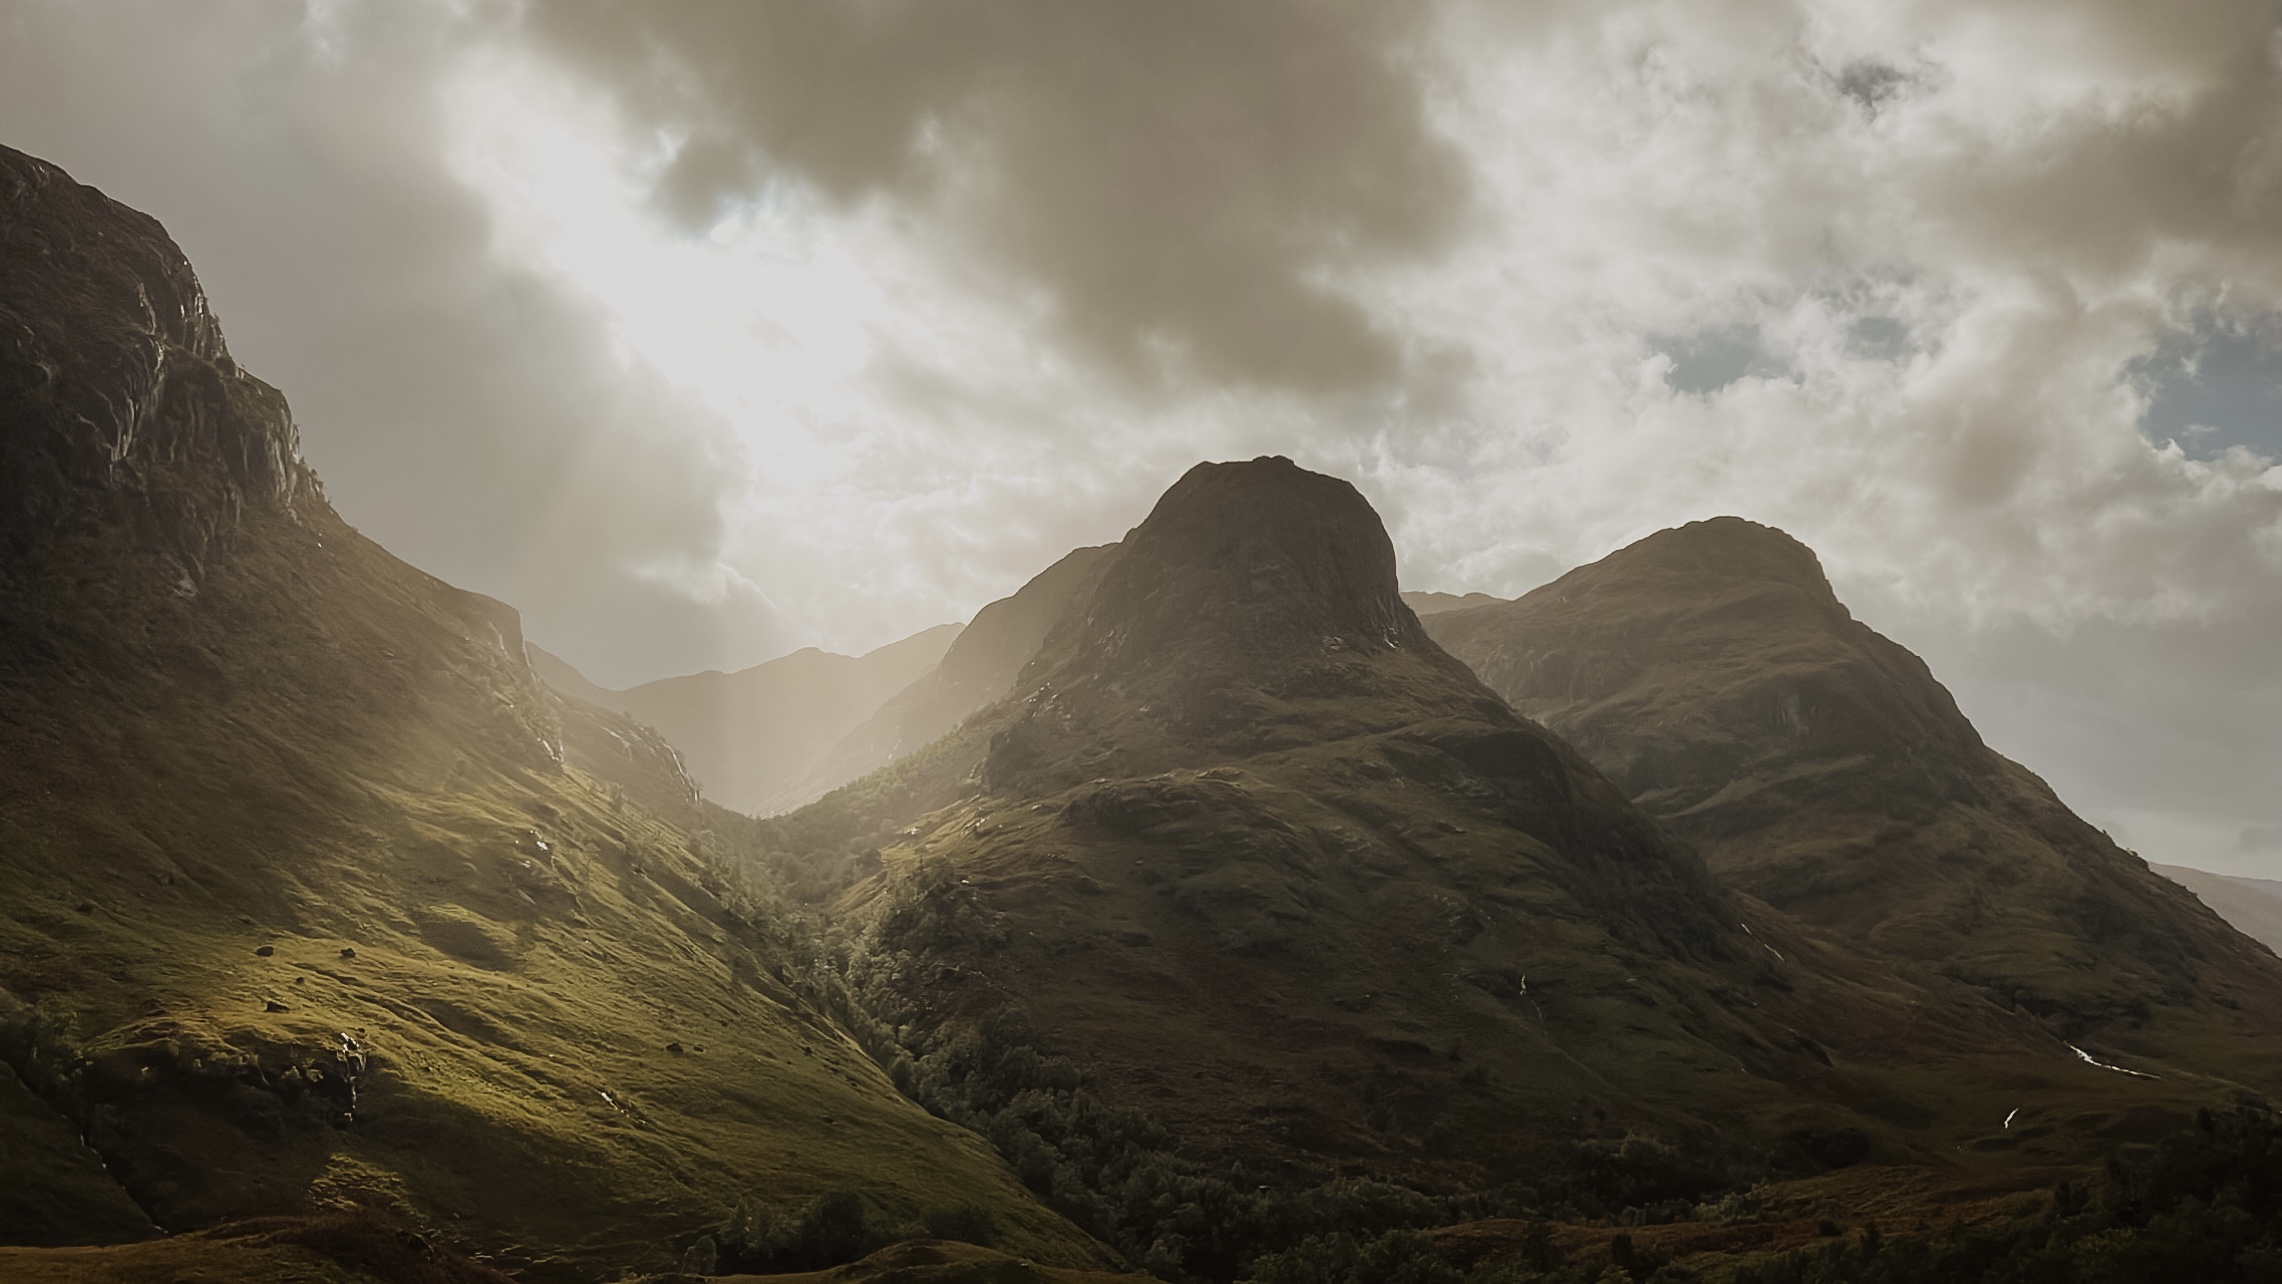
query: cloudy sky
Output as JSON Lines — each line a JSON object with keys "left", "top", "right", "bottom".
{"left": 4, "top": 0, "right": 2279, "bottom": 875}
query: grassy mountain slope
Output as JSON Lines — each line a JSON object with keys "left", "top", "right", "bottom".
{"left": 1421, "top": 517, "right": 2282, "bottom": 1085}
{"left": 535, "top": 627, "right": 962, "bottom": 816}
{"left": 0, "top": 143, "right": 1102, "bottom": 1278}
{"left": 752, "top": 461, "right": 2211, "bottom": 1284}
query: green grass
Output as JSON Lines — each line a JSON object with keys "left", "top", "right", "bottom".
{"left": 0, "top": 507, "right": 1105, "bottom": 1281}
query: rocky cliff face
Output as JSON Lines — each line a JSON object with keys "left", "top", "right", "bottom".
{"left": 0, "top": 144, "right": 310, "bottom": 582}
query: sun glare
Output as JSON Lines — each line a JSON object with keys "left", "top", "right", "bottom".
{"left": 442, "top": 49, "right": 890, "bottom": 490}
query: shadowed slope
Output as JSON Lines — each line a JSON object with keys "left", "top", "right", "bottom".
{"left": 1423, "top": 518, "right": 2282, "bottom": 1057}
{"left": 0, "top": 144, "right": 1103, "bottom": 1278}
{"left": 975, "top": 458, "right": 1535, "bottom": 792}
{"left": 766, "top": 462, "right": 2151, "bottom": 1279}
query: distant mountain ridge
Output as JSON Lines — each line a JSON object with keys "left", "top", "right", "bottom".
{"left": 784, "top": 545, "right": 1116, "bottom": 811}
{"left": 1401, "top": 590, "right": 1503, "bottom": 616}
{"left": 2156, "top": 864, "right": 2282, "bottom": 956}
{"left": 530, "top": 627, "right": 961, "bottom": 815}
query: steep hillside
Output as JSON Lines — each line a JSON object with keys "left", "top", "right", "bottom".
{"left": 536, "top": 627, "right": 961, "bottom": 816}
{"left": 758, "top": 461, "right": 2185, "bottom": 1280}
{"left": 789, "top": 546, "right": 1116, "bottom": 808}
{"left": 1422, "top": 518, "right": 2282, "bottom": 1070}
{"left": 0, "top": 144, "right": 1101, "bottom": 1278}
{"left": 2157, "top": 865, "right": 2282, "bottom": 956}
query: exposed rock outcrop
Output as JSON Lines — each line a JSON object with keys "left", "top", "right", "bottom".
{"left": 0, "top": 144, "right": 311, "bottom": 582}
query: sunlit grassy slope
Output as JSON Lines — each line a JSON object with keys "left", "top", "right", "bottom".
{"left": 0, "top": 142, "right": 1102, "bottom": 1280}
{"left": 0, "top": 481, "right": 1105, "bottom": 1283}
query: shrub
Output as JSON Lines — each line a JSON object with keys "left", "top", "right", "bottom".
{"left": 716, "top": 1190, "right": 885, "bottom": 1274}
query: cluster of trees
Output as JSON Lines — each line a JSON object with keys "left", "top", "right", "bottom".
{"left": 691, "top": 1190, "right": 995, "bottom": 1274}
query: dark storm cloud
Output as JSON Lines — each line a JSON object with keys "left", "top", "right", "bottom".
{"left": 527, "top": 0, "right": 1469, "bottom": 394}
{"left": 0, "top": 0, "right": 781, "bottom": 685}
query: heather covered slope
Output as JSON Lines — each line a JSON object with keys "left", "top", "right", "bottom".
{"left": 0, "top": 144, "right": 1101, "bottom": 1278}
{"left": 1422, "top": 518, "right": 2282, "bottom": 1068}
{"left": 763, "top": 462, "right": 2188, "bottom": 1281}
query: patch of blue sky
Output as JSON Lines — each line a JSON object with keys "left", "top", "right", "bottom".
{"left": 2129, "top": 315, "right": 2282, "bottom": 462}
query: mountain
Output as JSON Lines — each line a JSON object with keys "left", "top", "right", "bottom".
{"left": 0, "top": 144, "right": 1105, "bottom": 1278}
{"left": 524, "top": 642, "right": 621, "bottom": 708}
{"left": 1401, "top": 590, "right": 1502, "bottom": 616}
{"left": 788, "top": 546, "right": 1116, "bottom": 809}
{"left": 14, "top": 135, "right": 2277, "bottom": 1284}
{"left": 1420, "top": 518, "right": 2282, "bottom": 1059}
{"left": 2157, "top": 865, "right": 2282, "bottom": 956}
{"left": 531, "top": 626, "right": 961, "bottom": 816}
{"left": 760, "top": 460, "right": 2168, "bottom": 1280}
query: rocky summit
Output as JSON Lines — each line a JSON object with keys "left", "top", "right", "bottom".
{"left": 977, "top": 457, "right": 1522, "bottom": 792}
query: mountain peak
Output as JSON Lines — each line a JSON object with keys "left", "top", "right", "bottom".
{"left": 1424, "top": 515, "right": 1979, "bottom": 806}
{"left": 1, "top": 144, "right": 312, "bottom": 578}
{"left": 1049, "top": 456, "right": 1427, "bottom": 687}
{"left": 1592, "top": 516, "right": 1834, "bottom": 598}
